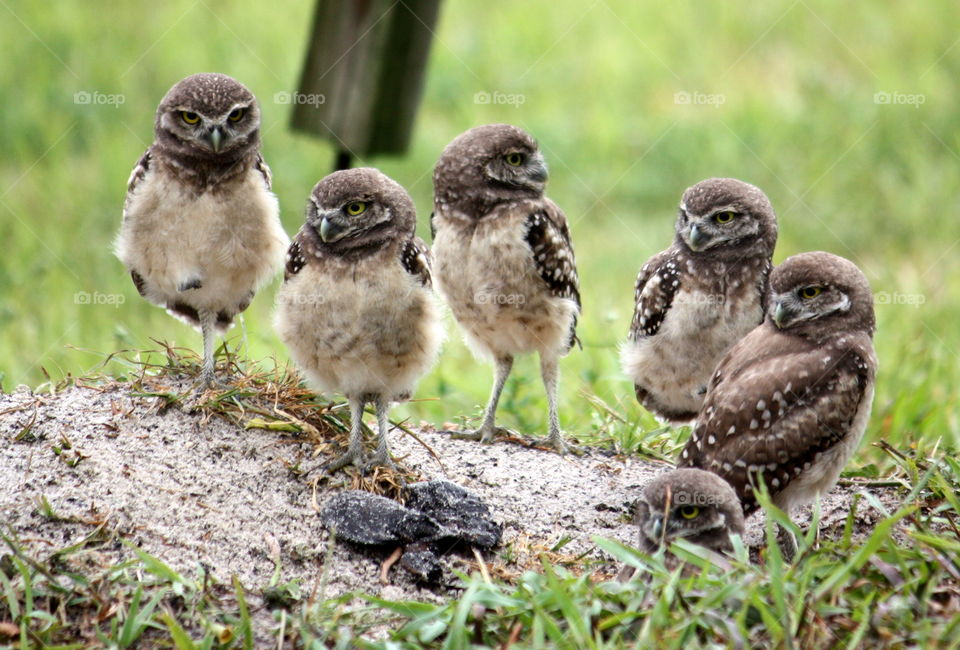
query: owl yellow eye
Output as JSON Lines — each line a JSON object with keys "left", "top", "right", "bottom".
{"left": 345, "top": 201, "right": 367, "bottom": 216}
{"left": 505, "top": 152, "right": 524, "bottom": 166}
{"left": 181, "top": 111, "right": 201, "bottom": 125}
{"left": 714, "top": 211, "right": 736, "bottom": 224}
{"left": 799, "top": 286, "right": 823, "bottom": 299}
{"left": 228, "top": 108, "right": 245, "bottom": 122}
{"left": 678, "top": 505, "right": 700, "bottom": 519}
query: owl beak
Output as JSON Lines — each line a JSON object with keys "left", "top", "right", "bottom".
{"left": 528, "top": 156, "right": 548, "bottom": 183}
{"left": 643, "top": 515, "right": 665, "bottom": 545}
{"left": 687, "top": 224, "right": 711, "bottom": 251}
{"left": 773, "top": 301, "right": 798, "bottom": 328}
{"left": 207, "top": 126, "right": 224, "bottom": 153}
{"left": 319, "top": 216, "right": 348, "bottom": 243}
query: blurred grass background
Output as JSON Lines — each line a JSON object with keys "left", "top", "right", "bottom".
{"left": 1, "top": 0, "right": 957, "bottom": 465}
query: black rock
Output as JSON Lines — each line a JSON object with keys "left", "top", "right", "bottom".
{"left": 405, "top": 480, "right": 502, "bottom": 549}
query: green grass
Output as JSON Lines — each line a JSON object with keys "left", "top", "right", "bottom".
{"left": 2, "top": 0, "right": 959, "bottom": 645}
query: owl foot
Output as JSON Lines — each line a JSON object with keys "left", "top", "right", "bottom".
{"left": 450, "top": 425, "right": 512, "bottom": 444}
{"left": 364, "top": 450, "right": 399, "bottom": 475}
{"left": 541, "top": 433, "right": 583, "bottom": 456}
{"left": 324, "top": 447, "right": 365, "bottom": 474}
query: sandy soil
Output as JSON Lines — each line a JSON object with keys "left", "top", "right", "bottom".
{"left": 0, "top": 381, "right": 906, "bottom": 639}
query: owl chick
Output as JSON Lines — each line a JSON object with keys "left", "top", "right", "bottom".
{"left": 678, "top": 252, "right": 877, "bottom": 539}
{"left": 618, "top": 468, "right": 744, "bottom": 580}
{"left": 431, "top": 124, "right": 581, "bottom": 453}
{"left": 274, "top": 168, "right": 443, "bottom": 472}
{"left": 621, "top": 178, "right": 778, "bottom": 423}
{"left": 116, "top": 73, "right": 288, "bottom": 386}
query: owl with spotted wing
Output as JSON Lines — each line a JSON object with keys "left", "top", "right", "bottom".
{"left": 678, "top": 252, "right": 877, "bottom": 548}
{"left": 430, "top": 124, "right": 581, "bottom": 453}
{"left": 621, "top": 178, "right": 777, "bottom": 423}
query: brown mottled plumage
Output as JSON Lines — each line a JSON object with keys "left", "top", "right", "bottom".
{"left": 275, "top": 168, "right": 443, "bottom": 472}
{"left": 431, "top": 124, "right": 580, "bottom": 453}
{"left": 116, "top": 73, "right": 288, "bottom": 386}
{"left": 621, "top": 178, "right": 778, "bottom": 423}
{"left": 678, "top": 252, "right": 877, "bottom": 527}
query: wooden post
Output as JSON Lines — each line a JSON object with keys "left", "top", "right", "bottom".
{"left": 292, "top": 0, "right": 443, "bottom": 166}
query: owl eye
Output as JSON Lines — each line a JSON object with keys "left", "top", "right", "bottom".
{"left": 345, "top": 201, "right": 367, "bottom": 216}
{"left": 714, "top": 211, "right": 736, "bottom": 224}
{"left": 181, "top": 111, "right": 201, "bottom": 125}
{"left": 678, "top": 505, "right": 700, "bottom": 519}
{"left": 799, "top": 286, "right": 823, "bottom": 299}
{"left": 505, "top": 152, "right": 524, "bottom": 167}
{"left": 228, "top": 108, "right": 245, "bottom": 122}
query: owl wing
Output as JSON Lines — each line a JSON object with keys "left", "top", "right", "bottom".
{"left": 284, "top": 237, "right": 307, "bottom": 281}
{"left": 122, "top": 148, "right": 153, "bottom": 222}
{"left": 628, "top": 249, "right": 682, "bottom": 339}
{"left": 524, "top": 200, "right": 581, "bottom": 348}
{"left": 678, "top": 326, "right": 874, "bottom": 512}
{"left": 254, "top": 153, "right": 273, "bottom": 190}
{"left": 524, "top": 200, "right": 581, "bottom": 308}
{"left": 400, "top": 236, "right": 432, "bottom": 288}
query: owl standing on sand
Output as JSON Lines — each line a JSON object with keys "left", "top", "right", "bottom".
{"left": 116, "top": 72, "right": 288, "bottom": 386}
{"left": 275, "top": 168, "right": 443, "bottom": 472}
{"left": 430, "top": 124, "right": 581, "bottom": 453}
{"left": 621, "top": 178, "right": 777, "bottom": 423}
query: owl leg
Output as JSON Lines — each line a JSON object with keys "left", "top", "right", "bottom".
{"left": 453, "top": 355, "right": 514, "bottom": 443}
{"left": 539, "top": 353, "right": 579, "bottom": 454}
{"left": 197, "top": 309, "right": 219, "bottom": 387}
{"left": 366, "top": 395, "right": 398, "bottom": 472}
{"left": 325, "top": 397, "right": 367, "bottom": 472}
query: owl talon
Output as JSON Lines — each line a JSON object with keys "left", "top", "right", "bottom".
{"left": 450, "top": 426, "right": 511, "bottom": 444}
{"left": 324, "top": 448, "right": 365, "bottom": 474}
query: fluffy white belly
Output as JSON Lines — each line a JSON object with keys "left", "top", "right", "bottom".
{"left": 116, "top": 170, "right": 287, "bottom": 312}
{"left": 275, "top": 263, "right": 443, "bottom": 400}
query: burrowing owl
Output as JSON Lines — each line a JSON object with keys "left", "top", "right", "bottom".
{"left": 431, "top": 124, "right": 581, "bottom": 453}
{"left": 621, "top": 178, "right": 778, "bottom": 423}
{"left": 274, "top": 168, "right": 443, "bottom": 472}
{"left": 116, "top": 73, "right": 288, "bottom": 386}
{"left": 618, "top": 468, "right": 744, "bottom": 580}
{"left": 678, "top": 252, "right": 877, "bottom": 534}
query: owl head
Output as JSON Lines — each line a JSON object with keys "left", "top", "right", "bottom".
{"left": 675, "top": 178, "right": 778, "bottom": 260}
{"left": 769, "top": 251, "right": 875, "bottom": 339}
{"left": 155, "top": 73, "right": 261, "bottom": 162}
{"left": 305, "top": 167, "right": 416, "bottom": 256}
{"left": 433, "top": 123, "right": 548, "bottom": 215}
{"left": 635, "top": 468, "right": 745, "bottom": 554}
